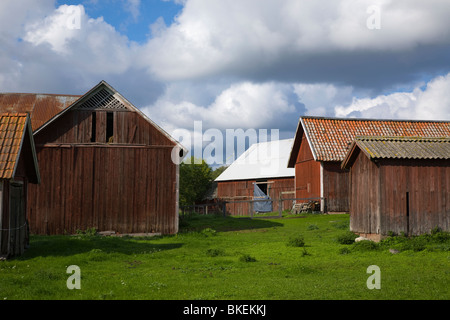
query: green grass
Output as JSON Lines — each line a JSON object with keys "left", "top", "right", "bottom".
{"left": 1, "top": 213, "right": 449, "bottom": 300}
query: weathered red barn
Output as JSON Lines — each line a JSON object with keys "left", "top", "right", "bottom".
{"left": 342, "top": 136, "right": 450, "bottom": 240}
{"left": 215, "top": 139, "right": 295, "bottom": 216}
{"left": 287, "top": 116, "right": 450, "bottom": 212}
{"left": 0, "top": 114, "right": 40, "bottom": 258}
{"left": 0, "top": 81, "right": 185, "bottom": 235}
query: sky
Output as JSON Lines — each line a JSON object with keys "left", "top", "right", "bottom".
{"left": 1, "top": 0, "right": 450, "bottom": 164}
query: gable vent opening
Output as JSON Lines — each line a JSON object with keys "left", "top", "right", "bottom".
{"left": 76, "top": 88, "right": 128, "bottom": 110}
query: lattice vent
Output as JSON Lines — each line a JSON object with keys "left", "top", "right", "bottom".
{"left": 75, "top": 88, "right": 128, "bottom": 110}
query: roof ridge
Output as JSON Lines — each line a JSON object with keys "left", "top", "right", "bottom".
{"left": 354, "top": 135, "right": 450, "bottom": 141}
{"left": 300, "top": 115, "right": 450, "bottom": 123}
{"left": 0, "top": 92, "right": 82, "bottom": 97}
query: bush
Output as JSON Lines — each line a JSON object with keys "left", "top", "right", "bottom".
{"left": 336, "top": 231, "right": 358, "bottom": 245}
{"left": 352, "top": 240, "right": 379, "bottom": 251}
{"left": 205, "top": 248, "right": 225, "bottom": 257}
{"left": 307, "top": 224, "right": 319, "bottom": 230}
{"left": 201, "top": 228, "right": 217, "bottom": 237}
{"left": 287, "top": 235, "right": 305, "bottom": 247}
{"left": 239, "top": 254, "right": 257, "bottom": 262}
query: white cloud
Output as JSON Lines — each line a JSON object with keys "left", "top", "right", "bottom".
{"left": 335, "top": 73, "right": 450, "bottom": 120}
{"left": 1, "top": 0, "right": 449, "bottom": 137}
{"left": 143, "top": 81, "right": 300, "bottom": 133}
{"left": 23, "top": 4, "right": 137, "bottom": 74}
{"left": 293, "top": 83, "right": 355, "bottom": 116}
{"left": 140, "top": 0, "right": 450, "bottom": 81}
{"left": 123, "top": 0, "right": 141, "bottom": 21}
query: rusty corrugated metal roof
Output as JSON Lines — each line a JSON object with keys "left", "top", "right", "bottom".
{"left": 295, "top": 117, "right": 450, "bottom": 162}
{"left": 0, "top": 113, "right": 28, "bottom": 179}
{"left": 0, "top": 93, "right": 80, "bottom": 131}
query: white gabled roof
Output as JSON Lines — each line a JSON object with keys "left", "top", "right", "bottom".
{"left": 215, "top": 138, "right": 295, "bottom": 182}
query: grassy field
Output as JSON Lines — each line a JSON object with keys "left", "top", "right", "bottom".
{"left": 0, "top": 213, "right": 449, "bottom": 300}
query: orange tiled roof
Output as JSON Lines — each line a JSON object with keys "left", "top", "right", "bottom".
{"left": 290, "top": 116, "right": 450, "bottom": 163}
{"left": 0, "top": 113, "right": 29, "bottom": 179}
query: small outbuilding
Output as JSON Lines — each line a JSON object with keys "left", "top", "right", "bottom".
{"left": 0, "top": 113, "right": 40, "bottom": 258}
{"left": 288, "top": 116, "right": 450, "bottom": 212}
{"left": 215, "top": 139, "right": 295, "bottom": 216}
{"left": 342, "top": 136, "right": 450, "bottom": 240}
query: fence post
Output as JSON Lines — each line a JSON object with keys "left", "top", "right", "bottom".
{"left": 278, "top": 197, "right": 282, "bottom": 218}
{"left": 222, "top": 202, "right": 227, "bottom": 217}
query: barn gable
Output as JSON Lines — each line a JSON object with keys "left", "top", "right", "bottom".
{"left": 0, "top": 81, "right": 186, "bottom": 236}
{"left": 34, "top": 81, "right": 185, "bottom": 152}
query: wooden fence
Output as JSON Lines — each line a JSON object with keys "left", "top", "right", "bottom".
{"left": 180, "top": 197, "right": 326, "bottom": 219}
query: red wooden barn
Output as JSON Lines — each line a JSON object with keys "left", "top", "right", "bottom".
{"left": 0, "top": 114, "right": 40, "bottom": 258}
{"left": 287, "top": 116, "right": 450, "bottom": 213}
{"left": 0, "top": 81, "right": 185, "bottom": 235}
{"left": 215, "top": 139, "right": 295, "bottom": 216}
{"left": 342, "top": 136, "right": 450, "bottom": 240}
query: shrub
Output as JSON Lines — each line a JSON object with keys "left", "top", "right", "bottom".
{"left": 332, "top": 221, "right": 350, "bottom": 230}
{"left": 287, "top": 235, "right": 305, "bottom": 247}
{"left": 301, "top": 248, "right": 310, "bottom": 257}
{"left": 336, "top": 231, "right": 358, "bottom": 245}
{"left": 352, "top": 240, "right": 379, "bottom": 251}
{"left": 76, "top": 227, "right": 98, "bottom": 237}
{"left": 307, "top": 224, "right": 319, "bottom": 230}
{"left": 205, "top": 248, "right": 225, "bottom": 257}
{"left": 201, "top": 228, "right": 217, "bottom": 237}
{"left": 239, "top": 254, "right": 257, "bottom": 262}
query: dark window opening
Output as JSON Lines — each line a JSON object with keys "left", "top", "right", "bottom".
{"left": 255, "top": 180, "right": 268, "bottom": 196}
{"left": 106, "top": 112, "right": 114, "bottom": 143}
{"left": 91, "top": 112, "right": 96, "bottom": 142}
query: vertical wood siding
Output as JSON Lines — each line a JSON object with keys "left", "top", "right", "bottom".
{"left": 28, "top": 145, "right": 177, "bottom": 235}
{"left": 294, "top": 132, "right": 321, "bottom": 200}
{"left": 217, "top": 178, "right": 294, "bottom": 216}
{"left": 28, "top": 108, "right": 178, "bottom": 235}
{"left": 350, "top": 155, "right": 450, "bottom": 236}
{"left": 322, "top": 162, "right": 350, "bottom": 212}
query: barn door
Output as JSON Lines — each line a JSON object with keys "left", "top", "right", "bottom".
{"left": 9, "top": 183, "right": 25, "bottom": 256}
{"left": 253, "top": 183, "right": 272, "bottom": 213}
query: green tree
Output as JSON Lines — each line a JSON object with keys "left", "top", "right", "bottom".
{"left": 211, "top": 165, "right": 228, "bottom": 180}
{"left": 179, "top": 157, "right": 213, "bottom": 206}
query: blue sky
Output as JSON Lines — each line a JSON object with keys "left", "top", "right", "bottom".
{"left": 56, "top": 0, "right": 183, "bottom": 43}
{"left": 1, "top": 0, "right": 450, "bottom": 163}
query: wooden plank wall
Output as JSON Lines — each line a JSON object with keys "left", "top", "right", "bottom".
{"left": 28, "top": 107, "right": 180, "bottom": 235}
{"left": 322, "top": 162, "right": 350, "bottom": 212}
{"left": 349, "top": 151, "right": 380, "bottom": 235}
{"left": 27, "top": 145, "right": 177, "bottom": 235}
{"left": 35, "top": 110, "right": 174, "bottom": 146}
{"left": 217, "top": 178, "right": 295, "bottom": 216}
{"left": 294, "top": 133, "right": 321, "bottom": 200}
{"left": 380, "top": 159, "right": 450, "bottom": 235}
{"left": 350, "top": 155, "right": 450, "bottom": 236}
{"left": 0, "top": 179, "right": 29, "bottom": 257}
